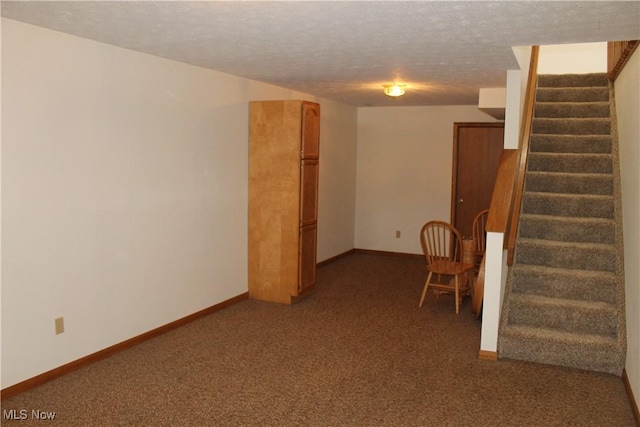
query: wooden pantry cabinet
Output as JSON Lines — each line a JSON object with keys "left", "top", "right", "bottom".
{"left": 248, "top": 100, "right": 320, "bottom": 304}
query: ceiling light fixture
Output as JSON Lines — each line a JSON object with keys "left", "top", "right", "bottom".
{"left": 383, "top": 83, "right": 406, "bottom": 97}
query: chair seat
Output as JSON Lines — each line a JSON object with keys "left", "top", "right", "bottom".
{"left": 429, "top": 260, "right": 474, "bottom": 276}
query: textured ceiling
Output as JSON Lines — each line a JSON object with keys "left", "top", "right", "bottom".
{"left": 2, "top": 1, "right": 639, "bottom": 107}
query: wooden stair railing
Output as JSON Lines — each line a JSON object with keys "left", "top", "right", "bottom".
{"left": 477, "top": 46, "right": 538, "bottom": 265}
{"left": 487, "top": 149, "right": 520, "bottom": 237}
{"left": 608, "top": 40, "right": 639, "bottom": 82}
{"left": 506, "top": 46, "right": 539, "bottom": 266}
{"left": 472, "top": 148, "right": 518, "bottom": 315}
{"left": 471, "top": 46, "right": 539, "bottom": 315}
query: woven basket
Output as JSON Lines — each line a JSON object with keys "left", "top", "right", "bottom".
{"left": 462, "top": 238, "right": 477, "bottom": 265}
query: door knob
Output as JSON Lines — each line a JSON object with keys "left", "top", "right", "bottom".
{"left": 458, "top": 198, "right": 464, "bottom": 204}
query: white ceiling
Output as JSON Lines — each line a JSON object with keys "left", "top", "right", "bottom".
{"left": 2, "top": 1, "right": 639, "bottom": 107}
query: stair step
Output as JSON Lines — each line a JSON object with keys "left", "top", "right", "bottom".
{"left": 519, "top": 214, "right": 615, "bottom": 244}
{"left": 527, "top": 152, "right": 612, "bottom": 174}
{"left": 507, "top": 294, "right": 617, "bottom": 336}
{"left": 535, "top": 101, "right": 610, "bottom": 118}
{"left": 498, "top": 325, "right": 623, "bottom": 375}
{"left": 511, "top": 265, "right": 617, "bottom": 303}
{"left": 530, "top": 135, "right": 612, "bottom": 154}
{"left": 535, "top": 87, "right": 609, "bottom": 103}
{"left": 525, "top": 171, "right": 613, "bottom": 195}
{"left": 537, "top": 73, "right": 609, "bottom": 88}
{"left": 532, "top": 117, "right": 611, "bottom": 135}
{"left": 522, "top": 192, "right": 614, "bottom": 218}
{"left": 516, "top": 238, "right": 616, "bottom": 271}
{"left": 501, "top": 72, "right": 623, "bottom": 377}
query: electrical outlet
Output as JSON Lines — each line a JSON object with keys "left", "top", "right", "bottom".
{"left": 55, "top": 317, "right": 64, "bottom": 335}
{"left": 395, "top": 230, "right": 401, "bottom": 238}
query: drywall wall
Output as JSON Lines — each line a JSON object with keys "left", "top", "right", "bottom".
{"left": 504, "top": 69, "right": 522, "bottom": 150}
{"left": 538, "top": 42, "right": 607, "bottom": 74}
{"left": 615, "top": 46, "right": 640, "bottom": 411}
{"left": 0, "top": 18, "right": 358, "bottom": 388}
{"left": 510, "top": 45, "right": 533, "bottom": 148}
{"left": 355, "top": 106, "right": 498, "bottom": 254}
{"left": 316, "top": 102, "right": 358, "bottom": 262}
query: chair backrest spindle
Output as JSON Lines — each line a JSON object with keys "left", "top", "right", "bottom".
{"left": 472, "top": 209, "right": 489, "bottom": 254}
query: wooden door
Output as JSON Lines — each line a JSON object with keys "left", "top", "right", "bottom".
{"left": 451, "top": 123, "right": 504, "bottom": 239}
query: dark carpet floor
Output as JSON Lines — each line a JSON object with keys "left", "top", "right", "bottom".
{"left": 1, "top": 252, "right": 636, "bottom": 426}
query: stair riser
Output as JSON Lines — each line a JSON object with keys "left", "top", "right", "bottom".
{"left": 525, "top": 173, "right": 613, "bottom": 195}
{"left": 508, "top": 300, "right": 617, "bottom": 336}
{"left": 538, "top": 74, "right": 609, "bottom": 88}
{"left": 511, "top": 268, "right": 616, "bottom": 303}
{"left": 532, "top": 118, "right": 611, "bottom": 135}
{"left": 519, "top": 217, "right": 615, "bottom": 244}
{"left": 528, "top": 154, "right": 612, "bottom": 174}
{"left": 536, "top": 87, "right": 609, "bottom": 103}
{"left": 530, "top": 135, "right": 612, "bottom": 154}
{"left": 517, "top": 243, "right": 616, "bottom": 271}
{"left": 535, "top": 102, "right": 610, "bottom": 119}
{"left": 498, "top": 333, "right": 623, "bottom": 375}
{"left": 522, "top": 193, "right": 614, "bottom": 218}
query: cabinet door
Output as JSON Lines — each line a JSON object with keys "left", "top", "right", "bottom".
{"left": 299, "top": 224, "right": 317, "bottom": 293}
{"left": 301, "top": 102, "right": 320, "bottom": 159}
{"left": 300, "top": 159, "right": 319, "bottom": 226}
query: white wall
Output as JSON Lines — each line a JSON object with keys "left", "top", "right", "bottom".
{"left": 316, "top": 102, "right": 358, "bottom": 262}
{"left": 0, "top": 19, "right": 358, "bottom": 388}
{"left": 538, "top": 42, "right": 607, "bottom": 74}
{"left": 481, "top": 68, "right": 523, "bottom": 354}
{"left": 614, "top": 46, "right": 640, "bottom": 411}
{"left": 355, "top": 106, "right": 497, "bottom": 254}
{"left": 504, "top": 70, "right": 522, "bottom": 150}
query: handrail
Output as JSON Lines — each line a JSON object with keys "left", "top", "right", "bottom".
{"left": 608, "top": 40, "right": 639, "bottom": 81}
{"left": 486, "top": 149, "right": 519, "bottom": 234}
{"left": 506, "top": 46, "right": 539, "bottom": 266}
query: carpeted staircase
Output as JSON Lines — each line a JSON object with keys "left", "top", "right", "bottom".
{"left": 498, "top": 73, "right": 626, "bottom": 375}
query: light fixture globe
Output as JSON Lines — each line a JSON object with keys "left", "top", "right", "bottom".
{"left": 383, "top": 83, "right": 406, "bottom": 97}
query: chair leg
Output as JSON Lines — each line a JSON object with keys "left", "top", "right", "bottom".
{"left": 454, "top": 275, "right": 460, "bottom": 314}
{"left": 419, "top": 272, "right": 433, "bottom": 307}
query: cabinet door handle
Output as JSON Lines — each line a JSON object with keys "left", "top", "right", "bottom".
{"left": 458, "top": 198, "right": 464, "bottom": 204}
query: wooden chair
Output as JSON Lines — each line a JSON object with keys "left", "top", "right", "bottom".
{"left": 469, "top": 209, "right": 489, "bottom": 316}
{"left": 471, "top": 255, "right": 486, "bottom": 318}
{"left": 471, "top": 209, "right": 489, "bottom": 262}
{"left": 418, "top": 221, "right": 475, "bottom": 314}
